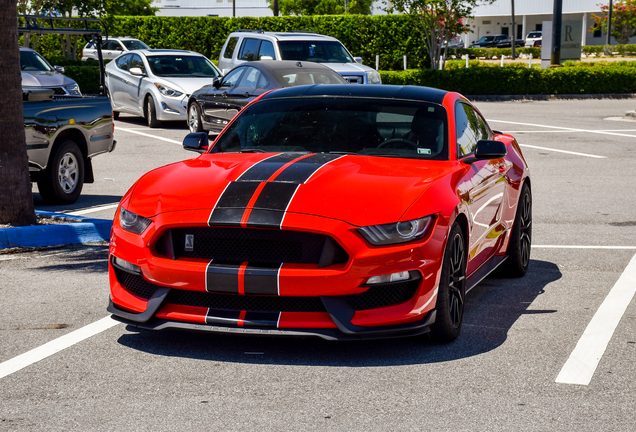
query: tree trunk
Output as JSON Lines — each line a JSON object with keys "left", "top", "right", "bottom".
{"left": 0, "top": 4, "right": 36, "bottom": 226}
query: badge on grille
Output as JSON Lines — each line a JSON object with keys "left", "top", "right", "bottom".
{"left": 185, "top": 234, "right": 194, "bottom": 252}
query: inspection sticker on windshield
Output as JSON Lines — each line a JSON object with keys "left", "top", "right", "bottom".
{"left": 418, "top": 148, "right": 432, "bottom": 155}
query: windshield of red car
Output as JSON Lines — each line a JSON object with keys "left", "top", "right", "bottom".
{"left": 278, "top": 41, "right": 354, "bottom": 63}
{"left": 211, "top": 97, "right": 449, "bottom": 161}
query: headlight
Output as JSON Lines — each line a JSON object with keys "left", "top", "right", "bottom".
{"left": 64, "top": 83, "right": 81, "bottom": 96}
{"left": 154, "top": 83, "right": 183, "bottom": 97}
{"left": 366, "top": 70, "right": 382, "bottom": 84}
{"left": 358, "top": 216, "right": 433, "bottom": 246}
{"left": 119, "top": 207, "right": 152, "bottom": 234}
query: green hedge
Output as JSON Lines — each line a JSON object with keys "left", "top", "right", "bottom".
{"left": 447, "top": 47, "right": 541, "bottom": 59}
{"left": 105, "top": 15, "right": 429, "bottom": 70}
{"left": 582, "top": 44, "right": 636, "bottom": 56}
{"left": 63, "top": 66, "right": 102, "bottom": 94}
{"left": 379, "top": 66, "right": 636, "bottom": 95}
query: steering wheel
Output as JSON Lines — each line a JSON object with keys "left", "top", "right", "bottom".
{"left": 378, "top": 138, "right": 418, "bottom": 149}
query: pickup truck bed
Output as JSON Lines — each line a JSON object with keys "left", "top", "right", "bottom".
{"left": 24, "top": 91, "right": 115, "bottom": 204}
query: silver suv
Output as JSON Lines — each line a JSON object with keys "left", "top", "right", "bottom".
{"left": 82, "top": 37, "right": 149, "bottom": 61}
{"left": 219, "top": 30, "right": 381, "bottom": 85}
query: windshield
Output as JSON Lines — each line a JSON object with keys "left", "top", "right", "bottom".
{"left": 478, "top": 36, "right": 495, "bottom": 42}
{"left": 147, "top": 55, "right": 220, "bottom": 77}
{"left": 20, "top": 50, "right": 53, "bottom": 72}
{"left": 122, "top": 39, "right": 150, "bottom": 50}
{"left": 278, "top": 41, "right": 354, "bottom": 63}
{"left": 527, "top": 32, "right": 542, "bottom": 38}
{"left": 212, "top": 97, "right": 448, "bottom": 161}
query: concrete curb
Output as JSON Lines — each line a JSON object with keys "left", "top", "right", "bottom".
{"left": 0, "top": 210, "right": 112, "bottom": 250}
{"left": 467, "top": 93, "right": 636, "bottom": 102}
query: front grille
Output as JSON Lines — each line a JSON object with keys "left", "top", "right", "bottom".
{"left": 116, "top": 270, "right": 419, "bottom": 314}
{"left": 50, "top": 87, "right": 67, "bottom": 95}
{"left": 162, "top": 227, "right": 348, "bottom": 265}
{"left": 344, "top": 279, "right": 420, "bottom": 311}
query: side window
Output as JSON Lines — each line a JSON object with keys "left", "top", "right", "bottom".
{"left": 238, "top": 67, "right": 261, "bottom": 89}
{"left": 130, "top": 54, "right": 146, "bottom": 73}
{"left": 238, "top": 38, "right": 261, "bottom": 61}
{"left": 115, "top": 54, "right": 131, "bottom": 71}
{"left": 223, "top": 37, "right": 239, "bottom": 59}
{"left": 258, "top": 40, "right": 276, "bottom": 59}
{"left": 106, "top": 40, "right": 120, "bottom": 50}
{"left": 256, "top": 73, "right": 269, "bottom": 89}
{"left": 221, "top": 67, "right": 246, "bottom": 88}
{"left": 455, "top": 103, "right": 478, "bottom": 157}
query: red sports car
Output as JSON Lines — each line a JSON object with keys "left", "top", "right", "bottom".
{"left": 108, "top": 85, "right": 531, "bottom": 341}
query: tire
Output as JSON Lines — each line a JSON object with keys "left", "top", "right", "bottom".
{"left": 430, "top": 222, "right": 467, "bottom": 343}
{"left": 37, "top": 139, "right": 85, "bottom": 205}
{"left": 500, "top": 183, "right": 532, "bottom": 277}
{"left": 146, "top": 95, "right": 161, "bottom": 128}
{"left": 188, "top": 103, "right": 203, "bottom": 133}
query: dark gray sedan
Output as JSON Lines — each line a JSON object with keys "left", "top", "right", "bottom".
{"left": 187, "top": 60, "right": 347, "bottom": 134}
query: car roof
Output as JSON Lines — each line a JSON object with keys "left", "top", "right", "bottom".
{"left": 19, "top": 47, "right": 36, "bottom": 52}
{"left": 260, "top": 84, "right": 449, "bottom": 105}
{"left": 129, "top": 49, "right": 201, "bottom": 56}
{"left": 230, "top": 31, "right": 338, "bottom": 42}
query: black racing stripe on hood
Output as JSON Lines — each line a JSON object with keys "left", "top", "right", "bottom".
{"left": 237, "top": 153, "right": 301, "bottom": 182}
{"left": 273, "top": 153, "right": 343, "bottom": 184}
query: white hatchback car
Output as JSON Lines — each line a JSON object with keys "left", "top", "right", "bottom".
{"left": 82, "top": 37, "right": 149, "bottom": 61}
{"left": 524, "top": 31, "right": 542, "bottom": 47}
{"left": 105, "top": 49, "right": 222, "bottom": 127}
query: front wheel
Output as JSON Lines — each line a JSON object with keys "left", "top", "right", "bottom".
{"left": 37, "top": 139, "right": 85, "bottom": 205}
{"left": 430, "top": 222, "right": 466, "bottom": 342}
{"left": 188, "top": 103, "right": 203, "bottom": 133}
{"left": 146, "top": 95, "right": 161, "bottom": 128}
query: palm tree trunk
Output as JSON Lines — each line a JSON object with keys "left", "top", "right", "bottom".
{"left": 0, "top": 4, "right": 36, "bottom": 226}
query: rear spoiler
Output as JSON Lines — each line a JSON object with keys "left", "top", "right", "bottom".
{"left": 18, "top": 15, "right": 109, "bottom": 96}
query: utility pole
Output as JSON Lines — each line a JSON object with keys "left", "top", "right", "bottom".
{"left": 233, "top": 0, "right": 236, "bottom": 17}
{"left": 511, "top": 0, "right": 516, "bottom": 60}
{"left": 550, "top": 0, "right": 563, "bottom": 66}
{"left": 273, "top": 0, "right": 279, "bottom": 16}
{"left": 607, "top": 0, "right": 613, "bottom": 45}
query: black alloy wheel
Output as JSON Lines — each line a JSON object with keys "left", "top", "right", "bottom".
{"left": 430, "top": 222, "right": 466, "bottom": 342}
{"left": 500, "top": 183, "right": 532, "bottom": 277}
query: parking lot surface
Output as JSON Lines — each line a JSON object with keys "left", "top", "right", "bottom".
{"left": 1, "top": 98, "right": 635, "bottom": 431}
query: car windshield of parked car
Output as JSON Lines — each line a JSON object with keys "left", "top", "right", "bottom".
{"left": 147, "top": 55, "right": 220, "bottom": 77}
{"left": 527, "top": 32, "right": 542, "bottom": 38}
{"left": 273, "top": 69, "right": 347, "bottom": 86}
{"left": 122, "top": 40, "right": 149, "bottom": 50}
{"left": 20, "top": 51, "right": 53, "bottom": 72}
{"left": 278, "top": 41, "right": 354, "bottom": 63}
{"left": 478, "top": 36, "right": 496, "bottom": 43}
{"left": 212, "top": 97, "right": 448, "bottom": 160}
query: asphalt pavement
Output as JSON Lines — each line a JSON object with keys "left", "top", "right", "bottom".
{"left": 1, "top": 99, "right": 635, "bottom": 431}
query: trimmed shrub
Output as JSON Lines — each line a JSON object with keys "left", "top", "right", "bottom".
{"left": 63, "top": 66, "right": 102, "bottom": 94}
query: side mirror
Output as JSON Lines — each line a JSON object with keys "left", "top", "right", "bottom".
{"left": 129, "top": 67, "right": 146, "bottom": 77}
{"left": 354, "top": 56, "right": 363, "bottom": 64}
{"left": 212, "top": 77, "right": 222, "bottom": 89}
{"left": 183, "top": 132, "right": 209, "bottom": 153}
{"left": 54, "top": 65, "right": 65, "bottom": 73}
{"left": 462, "top": 140, "right": 507, "bottom": 164}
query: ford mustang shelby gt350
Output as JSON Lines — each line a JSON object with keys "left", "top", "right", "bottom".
{"left": 108, "top": 85, "right": 531, "bottom": 341}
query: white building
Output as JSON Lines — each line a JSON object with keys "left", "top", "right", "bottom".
{"left": 466, "top": 0, "right": 622, "bottom": 46}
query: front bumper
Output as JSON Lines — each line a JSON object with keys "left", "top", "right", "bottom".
{"left": 108, "top": 209, "right": 447, "bottom": 340}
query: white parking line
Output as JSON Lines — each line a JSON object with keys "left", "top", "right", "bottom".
{"left": 66, "top": 203, "right": 120, "bottom": 216}
{"left": 116, "top": 127, "right": 181, "bottom": 144}
{"left": 519, "top": 144, "right": 606, "bottom": 159}
{"left": 0, "top": 316, "right": 120, "bottom": 380}
{"left": 488, "top": 119, "right": 636, "bottom": 138}
{"left": 556, "top": 252, "right": 636, "bottom": 386}
{"left": 533, "top": 245, "right": 636, "bottom": 250}
{"left": 506, "top": 129, "right": 636, "bottom": 133}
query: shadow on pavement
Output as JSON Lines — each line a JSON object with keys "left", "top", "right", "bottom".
{"left": 33, "top": 194, "right": 122, "bottom": 213}
{"left": 116, "top": 259, "right": 562, "bottom": 367}
{"left": 115, "top": 114, "right": 188, "bottom": 130}
{"left": 32, "top": 245, "right": 109, "bottom": 274}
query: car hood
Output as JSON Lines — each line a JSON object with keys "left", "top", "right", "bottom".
{"left": 21, "top": 71, "right": 76, "bottom": 87}
{"left": 127, "top": 153, "right": 454, "bottom": 227}
{"left": 155, "top": 77, "right": 217, "bottom": 95}
{"left": 321, "top": 62, "right": 375, "bottom": 74}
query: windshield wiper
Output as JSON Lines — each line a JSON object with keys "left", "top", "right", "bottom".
{"left": 328, "top": 151, "right": 357, "bottom": 155}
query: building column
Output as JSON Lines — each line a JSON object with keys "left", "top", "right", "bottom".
{"left": 522, "top": 14, "right": 527, "bottom": 40}
{"left": 582, "top": 12, "right": 588, "bottom": 46}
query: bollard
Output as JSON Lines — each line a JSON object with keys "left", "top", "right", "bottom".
{"left": 500, "top": 54, "right": 504, "bottom": 67}
{"left": 529, "top": 53, "right": 533, "bottom": 68}
{"left": 466, "top": 54, "right": 469, "bottom": 68}
{"left": 376, "top": 54, "right": 379, "bottom": 71}
{"left": 403, "top": 55, "right": 407, "bottom": 70}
